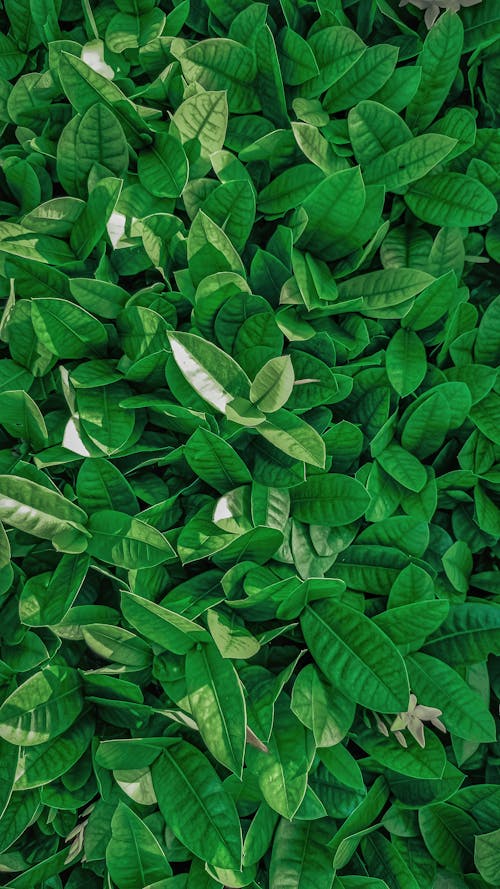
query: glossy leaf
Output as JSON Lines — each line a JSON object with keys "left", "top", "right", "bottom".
{"left": 301, "top": 600, "right": 410, "bottom": 712}
{"left": 152, "top": 742, "right": 242, "bottom": 869}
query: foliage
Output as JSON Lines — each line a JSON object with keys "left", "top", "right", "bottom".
{"left": 0, "top": 0, "right": 499, "bottom": 887}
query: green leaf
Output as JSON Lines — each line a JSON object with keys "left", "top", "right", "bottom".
{"left": 70, "top": 176, "right": 123, "bottom": 260}
{"left": 364, "top": 135, "right": 456, "bottom": 191}
{"left": 0, "top": 789, "right": 41, "bottom": 854}
{"left": 19, "top": 552, "right": 89, "bottom": 626}
{"left": 122, "top": 591, "right": 208, "bottom": 654}
{"left": 76, "top": 458, "right": 138, "bottom": 515}
{"left": 250, "top": 356, "right": 294, "bottom": 412}
{"left": 58, "top": 51, "right": 152, "bottom": 148}
{"left": 362, "top": 832, "right": 420, "bottom": 889}
{"left": 324, "top": 44, "right": 399, "bottom": 113}
{"left": 106, "top": 802, "right": 172, "bottom": 889}
{"left": 184, "top": 427, "right": 252, "bottom": 493}
{"left": 405, "top": 174, "right": 497, "bottom": 228}
{"left": 152, "top": 742, "right": 242, "bottom": 869}
{"left": 246, "top": 696, "right": 312, "bottom": 819}
{"left": 57, "top": 103, "right": 128, "bottom": 196}
{"left": 269, "top": 819, "right": 334, "bottom": 889}
{"left": 0, "top": 389, "right": 48, "bottom": 449}
{"left": 138, "top": 133, "right": 189, "bottom": 198}
{"left": 373, "top": 601, "right": 449, "bottom": 655}
{"left": 202, "top": 179, "right": 256, "bottom": 251}
{"left": 329, "top": 776, "right": 389, "bottom": 867}
{"left": 301, "top": 599, "right": 409, "bottom": 712}
{"left": 168, "top": 330, "right": 251, "bottom": 413}
{"left": 0, "top": 740, "right": 18, "bottom": 818}
{"left": 348, "top": 100, "right": 412, "bottom": 166}
{"left": 0, "top": 474, "right": 87, "bottom": 541}
{"left": 186, "top": 641, "right": 246, "bottom": 776}
{"left": 88, "top": 510, "right": 176, "bottom": 569}
{"left": 291, "top": 664, "right": 355, "bottom": 747}
{"left": 337, "top": 268, "right": 434, "bottom": 318}
{"left": 0, "top": 665, "right": 83, "bottom": 746}
{"left": 297, "top": 167, "right": 366, "bottom": 259}
{"left": 77, "top": 380, "right": 135, "bottom": 455}
{"left": 418, "top": 803, "right": 476, "bottom": 873}
{"left": 301, "top": 26, "right": 365, "bottom": 98}
{"left": 291, "top": 473, "right": 370, "bottom": 526}
{"left": 423, "top": 603, "right": 500, "bottom": 664}
{"left": 31, "top": 298, "right": 108, "bottom": 359}
{"left": 256, "top": 408, "right": 326, "bottom": 469}
{"left": 406, "top": 11, "right": 464, "bottom": 131}
{"left": 406, "top": 652, "right": 496, "bottom": 743}
{"left": 258, "top": 165, "right": 324, "bottom": 218}
{"left": 475, "top": 828, "right": 500, "bottom": 885}
{"left": 176, "top": 38, "right": 258, "bottom": 113}
{"left": 171, "top": 90, "right": 228, "bottom": 170}
{"left": 83, "top": 623, "right": 152, "bottom": 667}
{"left": 356, "top": 728, "right": 446, "bottom": 780}
{"left": 277, "top": 28, "right": 320, "bottom": 86}
{"left": 14, "top": 714, "right": 95, "bottom": 789}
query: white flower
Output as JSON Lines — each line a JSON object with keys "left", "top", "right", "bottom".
{"left": 390, "top": 693, "right": 447, "bottom": 748}
{"left": 399, "top": 0, "right": 482, "bottom": 29}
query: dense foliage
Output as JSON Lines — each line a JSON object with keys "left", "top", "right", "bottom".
{"left": 0, "top": 0, "right": 499, "bottom": 887}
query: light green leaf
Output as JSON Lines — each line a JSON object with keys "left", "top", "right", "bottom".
{"left": 19, "top": 552, "right": 89, "bottom": 627}
{"left": 14, "top": 714, "right": 95, "bottom": 790}
{"left": 88, "top": 510, "right": 176, "bottom": 569}
{"left": 186, "top": 641, "right": 246, "bottom": 776}
{"left": 0, "top": 665, "right": 83, "bottom": 746}
{"left": 168, "top": 330, "right": 250, "bottom": 414}
{"left": 0, "top": 390, "right": 48, "bottom": 449}
{"left": 256, "top": 409, "right": 326, "bottom": 468}
{"left": 250, "top": 356, "right": 294, "bottom": 413}
{"left": 0, "top": 474, "right": 87, "bottom": 541}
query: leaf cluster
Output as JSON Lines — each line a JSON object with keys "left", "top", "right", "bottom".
{"left": 0, "top": 0, "right": 499, "bottom": 888}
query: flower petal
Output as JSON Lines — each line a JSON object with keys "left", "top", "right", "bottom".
{"left": 408, "top": 717, "right": 426, "bottom": 748}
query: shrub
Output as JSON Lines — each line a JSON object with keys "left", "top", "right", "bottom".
{"left": 0, "top": 1, "right": 499, "bottom": 887}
